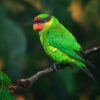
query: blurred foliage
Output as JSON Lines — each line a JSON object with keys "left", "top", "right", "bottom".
{"left": 83, "top": 0, "right": 100, "bottom": 33}
{"left": 0, "top": 0, "right": 100, "bottom": 100}
{"left": 0, "top": 71, "right": 13, "bottom": 100}
{"left": 0, "top": 6, "right": 26, "bottom": 80}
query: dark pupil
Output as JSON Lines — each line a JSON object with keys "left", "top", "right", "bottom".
{"left": 39, "top": 19, "right": 46, "bottom": 23}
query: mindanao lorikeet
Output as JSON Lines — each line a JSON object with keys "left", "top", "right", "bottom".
{"left": 33, "top": 14, "right": 94, "bottom": 79}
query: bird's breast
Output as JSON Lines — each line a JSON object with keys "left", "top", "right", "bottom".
{"left": 40, "top": 35, "right": 57, "bottom": 55}
{"left": 40, "top": 34, "right": 70, "bottom": 63}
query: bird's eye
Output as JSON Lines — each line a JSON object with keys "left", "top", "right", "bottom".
{"left": 39, "top": 19, "right": 46, "bottom": 23}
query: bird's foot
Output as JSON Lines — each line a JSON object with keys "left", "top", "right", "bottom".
{"left": 52, "top": 63, "right": 61, "bottom": 71}
{"left": 52, "top": 62, "right": 71, "bottom": 71}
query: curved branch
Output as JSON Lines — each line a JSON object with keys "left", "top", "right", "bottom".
{"left": 84, "top": 45, "right": 100, "bottom": 55}
{"left": 8, "top": 45, "right": 100, "bottom": 93}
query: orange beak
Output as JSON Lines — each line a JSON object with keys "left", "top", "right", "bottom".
{"left": 33, "top": 23, "right": 44, "bottom": 31}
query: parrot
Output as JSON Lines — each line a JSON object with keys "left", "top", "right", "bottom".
{"left": 33, "top": 13, "right": 94, "bottom": 79}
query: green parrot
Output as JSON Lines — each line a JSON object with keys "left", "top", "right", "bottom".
{"left": 33, "top": 13, "right": 94, "bottom": 79}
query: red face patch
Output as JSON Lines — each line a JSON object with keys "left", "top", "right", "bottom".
{"left": 33, "top": 23, "right": 44, "bottom": 31}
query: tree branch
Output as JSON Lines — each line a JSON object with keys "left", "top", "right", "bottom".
{"left": 8, "top": 45, "right": 100, "bottom": 93}
{"left": 83, "top": 45, "right": 100, "bottom": 55}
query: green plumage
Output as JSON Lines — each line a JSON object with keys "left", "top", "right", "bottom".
{"left": 35, "top": 14, "right": 94, "bottom": 79}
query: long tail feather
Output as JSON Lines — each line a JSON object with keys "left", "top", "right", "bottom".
{"left": 75, "top": 61, "right": 94, "bottom": 80}
{"left": 81, "top": 67, "right": 94, "bottom": 80}
{"left": 79, "top": 51, "right": 96, "bottom": 68}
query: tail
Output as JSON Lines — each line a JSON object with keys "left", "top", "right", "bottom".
{"left": 75, "top": 61, "right": 94, "bottom": 80}
{"left": 79, "top": 51, "right": 96, "bottom": 68}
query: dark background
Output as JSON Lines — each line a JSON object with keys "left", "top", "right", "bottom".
{"left": 0, "top": 0, "right": 100, "bottom": 100}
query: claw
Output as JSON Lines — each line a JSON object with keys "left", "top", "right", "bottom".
{"left": 52, "top": 63, "right": 61, "bottom": 71}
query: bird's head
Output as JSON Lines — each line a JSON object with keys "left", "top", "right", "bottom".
{"left": 33, "top": 14, "right": 52, "bottom": 31}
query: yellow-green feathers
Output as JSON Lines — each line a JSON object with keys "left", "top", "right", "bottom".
{"left": 37, "top": 14, "right": 94, "bottom": 79}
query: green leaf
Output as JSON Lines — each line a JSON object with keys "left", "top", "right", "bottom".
{"left": 0, "top": 71, "right": 13, "bottom": 100}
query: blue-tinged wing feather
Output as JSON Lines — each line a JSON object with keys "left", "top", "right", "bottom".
{"left": 48, "top": 24, "right": 85, "bottom": 62}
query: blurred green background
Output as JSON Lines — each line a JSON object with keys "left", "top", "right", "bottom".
{"left": 0, "top": 0, "right": 100, "bottom": 100}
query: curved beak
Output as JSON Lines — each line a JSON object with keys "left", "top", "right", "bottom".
{"left": 33, "top": 23, "right": 44, "bottom": 31}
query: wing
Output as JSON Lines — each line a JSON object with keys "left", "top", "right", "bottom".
{"left": 48, "top": 24, "right": 85, "bottom": 62}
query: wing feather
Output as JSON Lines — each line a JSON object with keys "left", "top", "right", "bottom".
{"left": 48, "top": 24, "right": 85, "bottom": 62}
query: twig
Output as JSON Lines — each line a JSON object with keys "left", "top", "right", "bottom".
{"left": 8, "top": 45, "right": 100, "bottom": 93}
{"left": 84, "top": 45, "right": 100, "bottom": 55}
{"left": 28, "top": 67, "right": 54, "bottom": 84}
